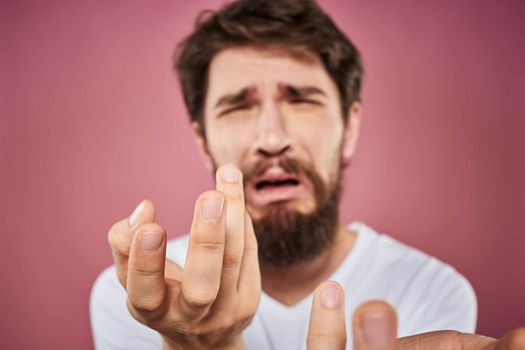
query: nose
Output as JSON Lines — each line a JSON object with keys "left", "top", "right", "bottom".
{"left": 255, "top": 102, "right": 291, "bottom": 158}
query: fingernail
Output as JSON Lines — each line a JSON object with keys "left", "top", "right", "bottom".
{"left": 361, "top": 311, "right": 392, "bottom": 349}
{"left": 221, "top": 164, "right": 240, "bottom": 183}
{"left": 129, "top": 200, "right": 145, "bottom": 226}
{"left": 320, "top": 282, "right": 341, "bottom": 309}
{"left": 201, "top": 193, "right": 224, "bottom": 221}
{"left": 140, "top": 231, "right": 162, "bottom": 252}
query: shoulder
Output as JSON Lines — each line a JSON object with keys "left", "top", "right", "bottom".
{"left": 351, "top": 222, "right": 472, "bottom": 287}
{"left": 351, "top": 222, "right": 433, "bottom": 263}
{"left": 349, "top": 222, "right": 477, "bottom": 334}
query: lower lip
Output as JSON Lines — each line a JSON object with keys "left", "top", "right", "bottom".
{"left": 246, "top": 183, "right": 308, "bottom": 207}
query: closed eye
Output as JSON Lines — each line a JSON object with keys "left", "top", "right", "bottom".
{"left": 289, "top": 98, "right": 322, "bottom": 106}
{"left": 219, "top": 104, "right": 251, "bottom": 117}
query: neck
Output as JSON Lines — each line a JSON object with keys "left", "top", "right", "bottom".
{"left": 259, "top": 224, "right": 356, "bottom": 306}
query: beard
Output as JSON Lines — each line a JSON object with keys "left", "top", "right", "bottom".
{"left": 242, "top": 156, "right": 342, "bottom": 268}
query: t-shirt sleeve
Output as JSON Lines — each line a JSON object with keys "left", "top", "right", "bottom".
{"left": 397, "top": 258, "right": 478, "bottom": 335}
{"left": 90, "top": 266, "right": 162, "bottom": 349}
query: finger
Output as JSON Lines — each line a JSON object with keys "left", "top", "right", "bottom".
{"left": 495, "top": 327, "right": 525, "bottom": 350}
{"left": 179, "top": 190, "right": 226, "bottom": 319}
{"left": 307, "top": 281, "right": 346, "bottom": 350}
{"left": 352, "top": 300, "right": 396, "bottom": 350}
{"left": 215, "top": 164, "right": 245, "bottom": 295}
{"left": 237, "top": 212, "right": 261, "bottom": 316}
{"left": 108, "top": 199, "right": 156, "bottom": 287}
{"left": 127, "top": 222, "right": 168, "bottom": 321}
{"left": 397, "top": 331, "right": 495, "bottom": 350}
{"left": 129, "top": 199, "right": 156, "bottom": 229}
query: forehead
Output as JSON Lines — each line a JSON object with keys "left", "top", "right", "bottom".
{"left": 206, "top": 47, "right": 338, "bottom": 100}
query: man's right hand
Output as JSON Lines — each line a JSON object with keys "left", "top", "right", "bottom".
{"left": 108, "top": 164, "right": 261, "bottom": 350}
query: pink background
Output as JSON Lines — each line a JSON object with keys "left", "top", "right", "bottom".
{"left": 1, "top": 0, "right": 524, "bottom": 348}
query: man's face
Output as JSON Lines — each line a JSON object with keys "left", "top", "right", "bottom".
{"left": 199, "top": 47, "right": 353, "bottom": 221}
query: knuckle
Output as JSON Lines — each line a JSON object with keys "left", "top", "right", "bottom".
{"left": 127, "top": 297, "right": 164, "bottom": 320}
{"left": 171, "top": 324, "right": 204, "bottom": 339}
{"left": 192, "top": 238, "right": 225, "bottom": 254}
{"left": 131, "top": 264, "right": 163, "bottom": 277}
{"left": 222, "top": 253, "right": 242, "bottom": 269}
{"left": 214, "top": 315, "right": 235, "bottom": 330}
{"left": 226, "top": 220, "right": 244, "bottom": 235}
{"left": 247, "top": 300, "right": 260, "bottom": 317}
{"left": 242, "top": 243, "right": 258, "bottom": 259}
{"left": 130, "top": 297, "right": 163, "bottom": 314}
{"left": 239, "top": 315, "right": 254, "bottom": 329}
{"left": 244, "top": 235, "right": 258, "bottom": 250}
{"left": 182, "top": 289, "right": 215, "bottom": 310}
{"left": 107, "top": 222, "right": 129, "bottom": 253}
{"left": 126, "top": 301, "right": 145, "bottom": 323}
{"left": 238, "top": 309, "right": 256, "bottom": 325}
{"left": 226, "top": 192, "right": 244, "bottom": 204}
{"left": 244, "top": 229, "right": 258, "bottom": 248}
{"left": 237, "top": 297, "right": 259, "bottom": 321}
{"left": 309, "top": 328, "right": 334, "bottom": 338}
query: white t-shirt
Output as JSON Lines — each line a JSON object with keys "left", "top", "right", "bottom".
{"left": 90, "top": 222, "right": 477, "bottom": 349}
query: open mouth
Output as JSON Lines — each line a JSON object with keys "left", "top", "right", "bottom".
{"left": 255, "top": 178, "right": 300, "bottom": 191}
{"left": 246, "top": 169, "right": 307, "bottom": 207}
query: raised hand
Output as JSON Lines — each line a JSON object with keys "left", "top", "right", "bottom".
{"left": 107, "top": 164, "right": 261, "bottom": 350}
{"left": 307, "top": 281, "right": 397, "bottom": 350}
{"left": 307, "top": 281, "right": 525, "bottom": 350}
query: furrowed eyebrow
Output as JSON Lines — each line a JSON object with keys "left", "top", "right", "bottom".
{"left": 281, "top": 84, "right": 327, "bottom": 98}
{"left": 214, "top": 87, "right": 254, "bottom": 110}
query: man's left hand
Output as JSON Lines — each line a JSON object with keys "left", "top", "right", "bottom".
{"left": 307, "top": 281, "right": 525, "bottom": 350}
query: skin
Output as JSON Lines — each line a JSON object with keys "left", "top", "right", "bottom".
{"left": 198, "top": 47, "right": 360, "bottom": 209}
{"left": 107, "top": 47, "right": 524, "bottom": 349}
{"left": 308, "top": 281, "right": 525, "bottom": 350}
{"left": 110, "top": 168, "right": 260, "bottom": 350}
{"left": 194, "top": 47, "right": 361, "bottom": 305}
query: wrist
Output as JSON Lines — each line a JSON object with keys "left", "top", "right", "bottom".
{"left": 215, "top": 336, "right": 245, "bottom": 350}
{"left": 162, "top": 335, "right": 245, "bottom": 350}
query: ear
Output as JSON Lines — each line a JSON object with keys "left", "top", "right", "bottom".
{"left": 191, "top": 121, "right": 214, "bottom": 172}
{"left": 341, "top": 101, "right": 362, "bottom": 166}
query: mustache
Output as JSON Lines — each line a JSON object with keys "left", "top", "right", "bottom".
{"left": 242, "top": 156, "right": 304, "bottom": 184}
{"left": 242, "top": 156, "right": 326, "bottom": 199}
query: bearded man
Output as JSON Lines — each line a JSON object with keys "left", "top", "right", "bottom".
{"left": 90, "top": 1, "right": 525, "bottom": 349}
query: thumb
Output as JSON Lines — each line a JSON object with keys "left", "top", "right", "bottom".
{"left": 352, "top": 300, "right": 397, "bottom": 350}
{"left": 307, "top": 281, "right": 346, "bottom": 350}
{"left": 492, "top": 327, "right": 525, "bottom": 350}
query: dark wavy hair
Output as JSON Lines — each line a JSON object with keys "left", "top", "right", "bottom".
{"left": 174, "top": 0, "right": 363, "bottom": 130}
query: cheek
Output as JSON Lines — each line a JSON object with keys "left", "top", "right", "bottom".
{"left": 206, "top": 123, "right": 255, "bottom": 165}
{"left": 288, "top": 114, "right": 343, "bottom": 179}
